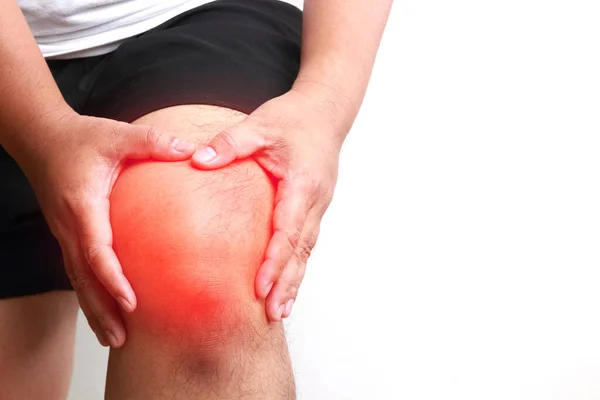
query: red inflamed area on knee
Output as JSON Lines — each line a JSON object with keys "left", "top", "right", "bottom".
{"left": 110, "top": 159, "right": 275, "bottom": 345}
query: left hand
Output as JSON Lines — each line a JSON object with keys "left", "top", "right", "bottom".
{"left": 191, "top": 87, "right": 348, "bottom": 321}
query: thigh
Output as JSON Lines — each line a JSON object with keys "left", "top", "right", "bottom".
{"left": 0, "top": 291, "right": 79, "bottom": 400}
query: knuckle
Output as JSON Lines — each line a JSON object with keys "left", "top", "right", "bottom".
{"left": 295, "top": 242, "right": 313, "bottom": 263}
{"left": 67, "top": 195, "right": 96, "bottom": 220}
{"left": 297, "top": 174, "right": 320, "bottom": 193}
{"left": 72, "top": 202, "right": 91, "bottom": 220}
{"left": 72, "top": 273, "right": 91, "bottom": 292}
{"left": 321, "top": 186, "right": 335, "bottom": 206}
{"left": 294, "top": 230, "right": 319, "bottom": 264}
{"left": 266, "top": 137, "right": 290, "bottom": 165}
{"left": 286, "top": 282, "right": 300, "bottom": 298}
{"left": 145, "top": 127, "right": 162, "bottom": 148}
{"left": 295, "top": 246, "right": 311, "bottom": 263}
{"left": 84, "top": 242, "right": 103, "bottom": 268}
{"left": 218, "top": 130, "right": 237, "bottom": 149}
{"left": 254, "top": 131, "right": 267, "bottom": 149}
{"left": 164, "top": 134, "right": 178, "bottom": 149}
{"left": 64, "top": 194, "right": 84, "bottom": 215}
{"left": 306, "top": 229, "right": 319, "bottom": 249}
{"left": 285, "top": 226, "right": 302, "bottom": 250}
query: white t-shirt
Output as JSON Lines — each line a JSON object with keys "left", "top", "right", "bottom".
{"left": 19, "top": 0, "right": 303, "bottom": 59}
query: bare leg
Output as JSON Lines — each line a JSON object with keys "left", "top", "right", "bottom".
{"left": 105, "top": 105, "right": 294, "bottom": 400}
{"left": 0, "top": 291, "right": 79, "bottom": 400}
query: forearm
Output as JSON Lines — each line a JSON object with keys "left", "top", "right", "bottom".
{"left": 293, "top": 0, "right": 393, "bottom": 136}
{"left": 0, "top": 0, "right": 72, "bottom": 160}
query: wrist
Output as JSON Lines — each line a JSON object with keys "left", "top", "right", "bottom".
{"left": 290, "top": 78, "right": 359, "bottom": 141}
{"left": 2, "top": 101, "right": 76, "bottom": 167}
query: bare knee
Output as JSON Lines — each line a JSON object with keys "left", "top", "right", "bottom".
{"left": 111, "top": 156, "right": 275, "bottom": 354}
{"left": 106, "top": 106, "right": 294, "bottom": 399}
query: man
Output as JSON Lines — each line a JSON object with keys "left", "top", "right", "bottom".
{"left": 0, "top": 0, "right": 392, "bottom": 398}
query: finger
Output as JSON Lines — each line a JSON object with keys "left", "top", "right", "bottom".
{"left": 78, "top": 294, "right": 110, "bottom": 347}
{"left": 192, "top": 123, "right": 265, "bottom": 169}
{"left": 255, "top": 179, "right": 314, "bottom": 299}
{"left": 265, "top": 256, "right": 304, "bottom": 321}
{"left": 120, "top": 124, "right": 196, "bottom": 160}
{"left": 63, "top": 250, "right": 110, "bottom": 347}
{"left": 69, "top": 240, "right": 126, "bottom": 348}
{"left": 63, "top": 239, "right": 124, "bottom": 347}
{"left": 77, "top": 273, "right": 125, "bottom": 349}
{"left": 266, "top": 214, "right": 321, "bottom": 321}
{"left": 74, "top": 198, "right": 136, "bottom": 313}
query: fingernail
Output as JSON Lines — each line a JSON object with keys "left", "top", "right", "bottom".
{"left": 105, "top": 330, "right": 119, "bottom": 348}
{"left": 284, "top": 298, "right": 295, "bottom": 318}
{"left": 193, "top": 146, "right": 217, "bottom": 163}
{"left": 263, "top": 281, "right": 274, "bottom": 298}
{"left": 172, "top": 138, "right": 196, "bottom": 153}
{"left": 118, "top": 296, "right": 134, "bottom": 313}
{"left": 277, "top": 303, "right": 285, "bottom": 321}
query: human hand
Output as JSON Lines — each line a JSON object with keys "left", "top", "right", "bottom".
{"left": 191, "top": 87, "right": 350, "bottom": 321}
{"left": 15, "top": 111, "right": 196, "bottom": 347}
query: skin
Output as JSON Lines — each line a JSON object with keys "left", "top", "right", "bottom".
{"left": 0, "top": 291, "right": 78, "bottom": 400}
{"left": 192, "top": 0, "right": 395, "bottom": 321}
{"left": 105, "top": 105, "right": 294, "bottom": 399}
{"left": 0, "top": 0, "right": 393, "bottom": 394}
{"left": 0, "top": 0, "right": 197, "bottom": 349}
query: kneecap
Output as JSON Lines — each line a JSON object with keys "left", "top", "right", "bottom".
{"left": 110, "top": 159, "right": 275, "bottom": 346}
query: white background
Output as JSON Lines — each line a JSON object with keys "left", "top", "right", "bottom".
{"left": 69, "top": 0, "right": 600, "bottom": 399}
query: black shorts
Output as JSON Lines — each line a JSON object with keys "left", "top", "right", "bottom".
{"left": 0, "top": 0, "right": 301, "bottom": 299}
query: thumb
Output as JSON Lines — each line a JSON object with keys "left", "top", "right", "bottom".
{"left": 192, "top": 122, "right": 264, "bottom": 169}
{"left": 121, "top": 125, "right": 196, "bottom": 161}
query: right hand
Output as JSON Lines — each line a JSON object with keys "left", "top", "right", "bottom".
{"left": 15, "top": 109, "right": 196, "bottom": 348}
